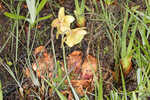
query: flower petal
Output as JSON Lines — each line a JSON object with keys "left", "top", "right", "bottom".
{"left": 64, "top": 15, "right": 75, "bottom": 24}
{"left": 56, "top": 30, "right": 61, "bottom": 39}
{"left": 65, "top": 28, "right": 87, "bottom": 47}
{"left": 59, "top": 25, "right": 70, "bottom": 33}
{"left": 51, "top": 18, "right": 59, "bottom": 27}
{"left": 72, "top": 28, "right": 87, "bottom": 35}
{"left": 58, "top": 7, "right": 65, "bottom": 20}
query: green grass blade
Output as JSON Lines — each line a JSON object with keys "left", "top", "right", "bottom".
{"left": 100, "top": 0, "right": 105, "bottom": 14}
{"left": 98, "top": 70, "right": 103, "bottom": 100}
{"left": 138, "top": 24, "right": 147, "bottom": 46}
{"left": 120, "top": 66, "right": 127, "bottom": 100}
{"left": 75, "top": 0, "right": 80, "bottom": 11}
{"left": 93, "top": 0, "right": 99, "bottom": 13}
{"left": 137, "top": 68, "right": 143, "bottom": 100}
{"left": 80, "top": 0, "right": 85, "bottom": 12}
{"left": 36, "top": 14, "right": 52, "bottom": 22}
{"left": 0, "top": 34, "right": 12, "bottom": 53}
{"left": 0, "top": 81, "right": 3, "bottom": 100}
{"left": 138, "top": 24, "right": 150, "bottom": 49}
{"left": 141, "top": 46, "right": 150, "bottom": 60}
{"left": 121, "top": 11, "right": 128, "bottom": 58}
{"left": 121, "top": 10, "right": 134, "bottom": 58}
{"left": 110, "top": 91, "right": 120, "bottom": 100}
{"left": 57, "top": 61, "right": 63, "bottom": 82}
{"left": 4, "top": 12, "right": 27, "bottom": 20}
{"left": 127, "top": 22, "right": 138, "bottom": 55}
{"left": 44, "top": 79, "right": 67, "bottom": 100}
{"left": 134, "top": 41, "right": 142, "bottom": 67}
{"left": 26, "top": 0, "right": 36, "bottom": 24}
{"left": 62, "top": 44, "right": 79, "bottom": 100}
{"left": 132, "top": 92, "right": 137, "bottom": 100}
{"left": 36, "top": 0, "right": 47, "bottom": 15}
{"left": 97, "top": 42, "right": 103, "bottom": 100}
{"left": 0, "top": 61, "right": 22, "bottom": 91}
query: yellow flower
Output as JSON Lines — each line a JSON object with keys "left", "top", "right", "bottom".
{"left": 65, "top": 27, "right": 87, "bottom": 47}
{"left": 51, "top": 7, "right": 75, "bottom": 38}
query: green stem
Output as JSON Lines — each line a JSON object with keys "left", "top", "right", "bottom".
{"left": 51, "top": 27, "right": 57, "bottom": 77}
{"left": 62, "top": 44, "right": 79, "bottom": 100}
{"left": 75, "top": 0, "right": 80, "bottom": 11}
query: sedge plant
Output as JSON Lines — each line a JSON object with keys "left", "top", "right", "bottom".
{"left": 74, "top": 0, "right": 86, "bottom": 27}
{"left": 120, "top": 10, "right": 138, "bottom": 76}
{"left": 131, "top": 1, "right": 150, "bottom": 98}
{"left": 4, "top": 0, "right": 52, "bottom": 26}
{"left": 4, "top": 0, "right": 52, "bottom": 59}
{"left": 0, "top": 81, "right": 2, "bottom": 100}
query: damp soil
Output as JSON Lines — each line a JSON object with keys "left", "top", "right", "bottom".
{"left": 0, "top": 0, "right": 144, "bottom": 99}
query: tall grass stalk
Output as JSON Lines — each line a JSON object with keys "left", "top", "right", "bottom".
{"left": 50, "top": 27, "right": 58, "bottom": 77}
{"left": 62, "top": 42, "right": 79, "bottom": 100}
{"left": 120, "top": 66, "right": 127, "bottom": 100}
{"left": 44, "top": 79, "right": 67, "bottom": 100}
{"left": 0, "top": 34, "right": 12, "bottom": 53}
{"left": 15, "top": 2, "right": 22, "bottom": 63}
{"left": 0, "top": 62, "right": 23, "bottom": 96}
{"left": 0, "top": 81, "right": 3, "bottom": 100}
{"left": 74, "top": 0, "right": 86, "bottom": 27}
{"left": 97, "top": 40, "right": 103, "bottom": 100}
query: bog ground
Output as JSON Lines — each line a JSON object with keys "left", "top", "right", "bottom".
{"left": 0, "top": 0, "right": 150, "bottom": 100}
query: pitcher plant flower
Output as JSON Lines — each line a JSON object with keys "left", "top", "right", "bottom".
{"left": 64, "top": 27, "right": 87, "bottom": 47}
{"left": 51, "top": 7, "right": 75, "bottom": 38}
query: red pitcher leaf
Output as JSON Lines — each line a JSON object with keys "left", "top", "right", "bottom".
{"left": 31, "top": 46, "right": 54, "bottom": 78}
{"left": 32, "top": 53, "right": 54, "bottom": 78}
{"left": 65, "top": 80, "right": 91, "bottom": 89}
{"left": 61, "top": 90, "right": 73, "bottom": 100}
{"left": 24, "top": 68, "right": 30, "bottom": 78}
{"left": 67, "top": 51, "right": 83, "bottom": 74}
{"left": 70, "top": 80, "right": 94, "bottom": 96}
{"left": 75, "top": 86, "right": 85, "bottom": 96}
{"left": 71, "top": 80, "right": 91, "bottom": 87}
{"left": 34, "top": 46, "right": 47, "bottom": 56}
{"left": 68, "top": 91, "right": 73, "bottom": 100}
{"left": 81, "top": 55, "right": 97, "bottom": 80}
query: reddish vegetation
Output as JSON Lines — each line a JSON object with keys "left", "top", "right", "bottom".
{"left": 24, "top": 46, "right": 114, "bottom": 98}
{"left": 64, "top": 52, "right": 98, "bottom": 97}
{"left": 67, "top": 51, "right": 83, "bottom": 74}
{"left": 25, "top": 46, "right": 54, "bottom": 78}
{"left": 81, "top": 55, "right": 97, "bottom": 80}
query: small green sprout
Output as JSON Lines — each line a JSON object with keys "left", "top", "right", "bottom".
{"left": 120, "top": 11, "right": 138, "bottom": 76}
{"left": 74, "top": 0, "right": 86, "bottom": 27}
